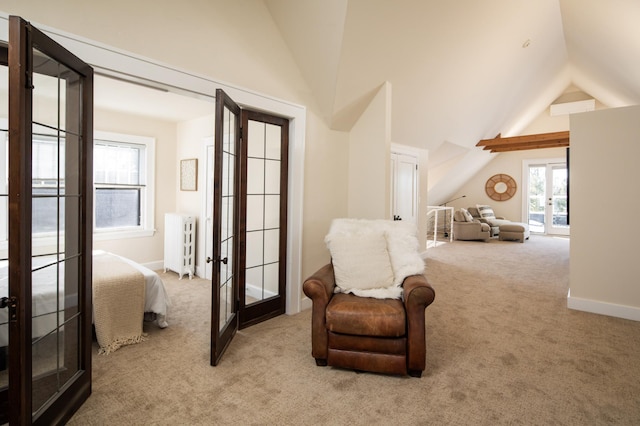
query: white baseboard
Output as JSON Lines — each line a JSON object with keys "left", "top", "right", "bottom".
{"left": 567, "top": 290, "right": 640, "bottom": 322}
{"left": 246, "top": 282, "right": 277, "bottom": 300}
{"left": 300, "top": 296, "right": 312, "bottom": 311}
{"left": 143, "top": 260, "right": 164, "bottom": 271}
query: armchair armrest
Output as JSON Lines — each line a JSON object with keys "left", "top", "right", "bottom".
{"left": 302, "top": 264, "right": 337, "bottom": 362}
{"left": 454, "top": 221, "right": 483, "bottom": 228}
{"left": 303, "top": 263, "right": 336, "bottom": 301}
{"left": 402, "top": 274, "right": 435, "bottom": 374}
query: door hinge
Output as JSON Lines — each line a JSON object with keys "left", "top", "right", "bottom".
{"left": 0, "top": 296, "right": 18, "bottom": 322}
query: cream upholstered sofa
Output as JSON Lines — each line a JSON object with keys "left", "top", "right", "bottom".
{"left": 468, "top": 205, "right": 530, "bottom": 242}
{"left": 467, "top": 206, "right": 510, "bottom": 237}
{"left": 452, "top": 209, "right": 490, "bottom": 242}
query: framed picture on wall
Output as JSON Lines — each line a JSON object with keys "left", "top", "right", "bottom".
{"left": 180, "top": 158, "right": 198, "bottom": 191}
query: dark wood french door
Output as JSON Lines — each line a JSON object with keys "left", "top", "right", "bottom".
{"left": 210, "top": 90, "right": 289, "bottom": 365}
{"left": 238, "top": 110, "right": 288, "bottom": 329}
{"left": 1, "top": 16, "right": 93, "bottom": 424}
{"left": 210, "top": 89, "right": 241, "bottom": 366}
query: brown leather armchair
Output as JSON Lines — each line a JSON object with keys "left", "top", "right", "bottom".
{"left": 303, "top": 264, "right": 436, "bottom": 377}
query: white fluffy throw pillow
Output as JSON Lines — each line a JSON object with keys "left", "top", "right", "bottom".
{"left": 325, "top": 218, "right": 425, "bottom": 299}
{"left": 326, "top": 231, "right": 395, "bottom": 294}
{"left": 384, "top": 222, "right": 426, "bottom": 286}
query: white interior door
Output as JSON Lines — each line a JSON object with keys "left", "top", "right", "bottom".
{"left": 390, "top": 152, "right": 418, "bottom": 223}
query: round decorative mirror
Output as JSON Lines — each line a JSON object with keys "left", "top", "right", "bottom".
{"left": 485, "top": 174, "right": 517, "bottom": 201}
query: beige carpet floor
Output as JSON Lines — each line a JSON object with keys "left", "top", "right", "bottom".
{"left": 68, "top": 235, "right": 640, "bottom": 425}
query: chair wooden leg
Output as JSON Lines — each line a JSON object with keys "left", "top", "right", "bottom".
{"left": 315, "top": 358, "right": 328, "bottom": 367}
{"left": 408, "top": 369, "right": 422, "bottom": 378}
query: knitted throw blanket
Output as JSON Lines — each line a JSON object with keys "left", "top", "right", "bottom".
{"left": 93, "top": 252, "right": 146, "bottom": 355}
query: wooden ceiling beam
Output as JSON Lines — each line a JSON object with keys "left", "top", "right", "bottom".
{"left": 477, "top": 131, "right": 570, "bottom": 153}
{"left": 482, "top": 138, "right": 569, "bottom": 150}
{"left": 487, "top": 141, "right": 569, "bottom": 153}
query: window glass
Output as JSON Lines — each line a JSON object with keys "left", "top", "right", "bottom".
{"left": 94, "top": 140, "right": 145, "bottom": 230}
{"left": 32, "top": 137, "right": 64, "bottom": 235}
{"left": 2, "top": 130, "right": 155, "bottom": 242}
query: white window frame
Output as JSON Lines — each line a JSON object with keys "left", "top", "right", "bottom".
{"left": 93, "top": 130, "right": 155, "bottom": 241}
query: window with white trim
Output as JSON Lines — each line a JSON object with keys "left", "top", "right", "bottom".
{"left": 93, "top": 131, "right": 155, "bottom": 240}
{"left": 0, "top": 128, "right": 156, "bottom": 245}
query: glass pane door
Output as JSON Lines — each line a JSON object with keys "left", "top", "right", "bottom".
{"left": 210, "top": 89, "right": 240, "bottom": 366}
{"left": 549, "top": 165, "right": 569, "bottom": 235}
{"left": 5, "top": 16, "right": 93, "bottom": 424}
{"left": 528, "top": 165, "right": 546, "bottom": 233}
{"left": 238, "top": 111, "right": 288, "bottom": 329}
{"left": 0, "top": 57, "right": 8, "bottom": 421}
{"left": 527, "top": 162, "right": 569, "bottom": 235}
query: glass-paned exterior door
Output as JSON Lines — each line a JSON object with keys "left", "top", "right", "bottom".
{"left": 527, "top": 162, "right": 569, "bottom": 236}
{"left": 528, "top": 165, "right": 546, "bottom": 233}
{"left": 3, "top": 16, "right": 93, "bottom": 424}
{"left": 549, "top": 165, "right": 569, "bottom": 234}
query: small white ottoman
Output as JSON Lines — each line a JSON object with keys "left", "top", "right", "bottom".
{"left": 498, "top": 223, "right": 530, "bottom": 243}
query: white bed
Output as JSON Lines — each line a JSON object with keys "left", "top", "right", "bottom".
{"left": 0, "top": 250, "right": 170, "bottom": 348}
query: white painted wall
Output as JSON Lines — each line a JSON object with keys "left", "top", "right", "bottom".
{"left": 301, "top": 111, "right": 349, "bottom": 275}
{"left": 91, "top": 108, "right": 177, "bottom": 265}
{"left": 569, "top": 105, "right": 640, "bottom": 321}
{"left": 347, "top": 82, "right": 391, "bottom": 219}
{"left": 175, "top": 114, "right": 215, "bottom": 274}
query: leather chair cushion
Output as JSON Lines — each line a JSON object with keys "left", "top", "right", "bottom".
{"left": 325, "top": 293, "right": 406, "bottom": 337}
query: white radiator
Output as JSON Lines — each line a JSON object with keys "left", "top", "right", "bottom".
{"left": 164, "top": 213, "right": 196, "bottom": 279}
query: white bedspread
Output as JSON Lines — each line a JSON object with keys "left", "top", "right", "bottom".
{"left": 0, "top": 251, "right": 170, "bottom": 347}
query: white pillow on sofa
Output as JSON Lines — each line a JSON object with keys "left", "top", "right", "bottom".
{"left": 460, "top": 208, "right": 475, "bottom": 222}
{"left": 476, "top": 204, "right": 496, "bottom": 220}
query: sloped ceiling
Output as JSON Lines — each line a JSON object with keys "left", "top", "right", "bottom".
{"left": 265, "top": 0, "right": 640, "bottom": 204}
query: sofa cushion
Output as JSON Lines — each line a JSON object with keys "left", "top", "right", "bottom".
{"left": 460, "top": 208, "right": 475, "bottom": 222}
{"left": 467, "top": 207, "right": 478, "bottom": 217}
{"left": 326, "top": 230, "right": 395, "bottom": 296}
{"left": 476, "top": 204, "right": 496, "bottom": 220}
{"left": 326, "top": 293, "right": 406, "bottom": 337}
{"left": 453, "top": 210, "right": 466, "bottom": 222}
{"left": 499, "top": 223, "right": 529, "bottom": 232}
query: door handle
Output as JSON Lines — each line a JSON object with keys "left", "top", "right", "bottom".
{"left": 0, "top": 296, "right": 18, "bottom": 321}
{"left": 206, "top": 257, "right": 228, "bottom": 265}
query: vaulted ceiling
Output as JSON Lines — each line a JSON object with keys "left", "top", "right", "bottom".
{"left": 264, "top": 0, "right": 640, "bottom": 203}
